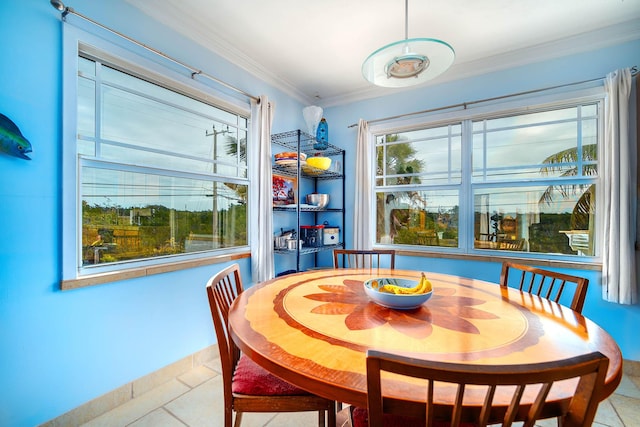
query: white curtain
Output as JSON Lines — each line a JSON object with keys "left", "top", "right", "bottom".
{"left": 354, "top": 119, "right": 372, "bottom": 250}
{"left": 249, "top": 96, "right": 275, "bottom": 283}
{"left": 602, "top": 68, "right": 637, "bottom": 304}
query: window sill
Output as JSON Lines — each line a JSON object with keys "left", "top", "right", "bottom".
{"left": 60, "top": 251, "right": 251, "bottom": 290}
{"left": 396, "top": 249, "right": 602, "bottom": 271}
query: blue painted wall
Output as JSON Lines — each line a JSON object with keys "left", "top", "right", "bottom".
{"left": 0, "top": 0, "right": 638, "bottom": 425}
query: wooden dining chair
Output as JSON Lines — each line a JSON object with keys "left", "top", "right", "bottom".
{"left": 343, "top": 349, "right": 608, "bottom": 427}
{"left": 206, "top": 263, "right": 336, "bottom": 427}
{"left": 333, "top": 249, "right": 396, "bottom": 269}
{"left": 500, "top": 261, "right": 589, "bottom": 313}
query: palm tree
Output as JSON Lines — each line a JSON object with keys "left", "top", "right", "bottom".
{"left": 376, "top": 134, "right": 427, "bottom": 242}
{"left": 222, "top": 134, "right": 248, "bottom": 203}
{"left": 539, "top": 143, "right": 596, "bottom": 230}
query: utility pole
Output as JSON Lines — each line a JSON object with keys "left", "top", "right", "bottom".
{"left": 206, "top": 124, "right": 230, "bottom": 247}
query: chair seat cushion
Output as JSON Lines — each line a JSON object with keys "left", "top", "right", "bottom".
{"left": 232, "top": 355, "right": 311, "bottom": 396}
{"left": 351, "top": 406, "right": 475, "bottom": 427}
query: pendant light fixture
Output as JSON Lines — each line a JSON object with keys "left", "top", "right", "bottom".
{"left": 362, "top": 0, "right": 454, "bottom": 88}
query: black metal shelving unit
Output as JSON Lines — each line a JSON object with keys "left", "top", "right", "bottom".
{"left": 272, "top": 130, "right": 345, "bottom": 272}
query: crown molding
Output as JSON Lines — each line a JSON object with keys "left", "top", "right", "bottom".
{"left": 122, "top": 0, "right": 317, "bottom": 105}
{"left": 185, "top": 28, "right": 317, "bottom": 105}
{"left": 121, "top": 1, "right": 640, "bottom": 109}
{"left": 320, "top": 18, "right": 640, "bottom": 107}
{"left": 445, "top": 17, "right": 640, "bottom": 83}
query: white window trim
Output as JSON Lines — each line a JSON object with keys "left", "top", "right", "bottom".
{"left": 368, "top": 86, "right": 605, "bottom": 263}
{"left": 61, "top": 24, "right": 251, "bottom": 281}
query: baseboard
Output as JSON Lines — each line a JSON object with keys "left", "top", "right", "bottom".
{"left": 39, "top": 345, "right": 218, "bottom": 427}
{"left": 39, "top": 348, "right": 638, "bottom": 426}
{"left": 623, "top": 358, "right": 640, "bottom": 377}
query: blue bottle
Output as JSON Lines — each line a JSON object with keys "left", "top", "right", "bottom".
{"left": 314, "top": 118, "right": 328, "bottom": 150}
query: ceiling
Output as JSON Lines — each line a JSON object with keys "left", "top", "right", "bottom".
{"left": 123, "top": 0, "right": 640, "bottom": 107}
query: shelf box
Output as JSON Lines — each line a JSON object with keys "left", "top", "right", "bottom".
{"left": 301, "top": 225, "right": 324, "bottom": 247}
{"left": 323, "top": 226, "right": 340, "bottom": 245}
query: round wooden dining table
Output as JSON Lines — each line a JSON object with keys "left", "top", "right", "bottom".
{"left": 228, "top": 268, "right": 622, "bottom": 416}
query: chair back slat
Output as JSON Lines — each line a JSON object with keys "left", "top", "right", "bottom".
{"left": 542, "top": 277, "right": 554, "bottom": 300}
{"left": 553, "top": 279, "right": 568, "bottom": 303}
{"left": 503, "top": 384, "right": 525, "bottom": 427}
{"left": 524, "top": 381, "right": 553, "bottom": 427}
{"left": 478, "top": 385, "right": 496, "bottom": 427}
{"left": 500, "top": 262, "right": 589, "bottom": 313}
{"left": 365, "top": 349, "right": 608, "bottom": 427}
{"left": 333, "top": 249, "right": 396, "bottom": 269}
{"left": 451, "top": 384, "right": 465, "bottom": 426}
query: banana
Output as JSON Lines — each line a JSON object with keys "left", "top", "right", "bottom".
{"left": 380, "top": 284, "right": 402, "bottom": 294}
{"left": 408, "top": 276, "right": 425, "bottom": 294}
{"left": 420, "top": 273, "right": 433, "bottom": 293}
{"left": 378, "top": 274, "right": 432, "bottom": 295}
{"left": 408, "top": 275, "right": 424, "bottom": 294}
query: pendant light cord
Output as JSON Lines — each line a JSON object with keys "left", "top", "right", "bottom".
{"left": 404, "top": 0, "right": 409, "bottom": 41}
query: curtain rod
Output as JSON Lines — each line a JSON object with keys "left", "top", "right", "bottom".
{"left": 348, "top": 65, "right": 638, "bottom": 128}
{"left": 49, "top": 0, "right": 259, "bottom": 102}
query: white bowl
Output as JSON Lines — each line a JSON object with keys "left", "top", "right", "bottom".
{"left": 363, "top": 278, "right": 432, "bottom": 310}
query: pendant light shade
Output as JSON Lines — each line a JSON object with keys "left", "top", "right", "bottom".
{"left": 362, "top": 0, "right": 454, "bottom": 88}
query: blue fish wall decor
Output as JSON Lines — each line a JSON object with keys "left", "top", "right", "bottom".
{"left": 0, "top": 113, "right": 32, "bottom": 160}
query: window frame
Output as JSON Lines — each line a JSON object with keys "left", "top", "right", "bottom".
{"left": 61, "top": 25, "right": 252, "bottom": 283}
{"left": 369, "top": 87, "right": 605, "bottom": 263}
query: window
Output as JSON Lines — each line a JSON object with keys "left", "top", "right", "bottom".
{"left": 63, "top": 30, "right": 250, "bottom": 279}
{"left": 376, "top": 125, "right": 462, "bottom": 248}
{"left": 375, "top": 96, "right": 601, "bottom": 259}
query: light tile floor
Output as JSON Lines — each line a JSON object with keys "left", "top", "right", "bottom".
{"left": 80, "top": 356, "right": 640, "bottom": 427}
